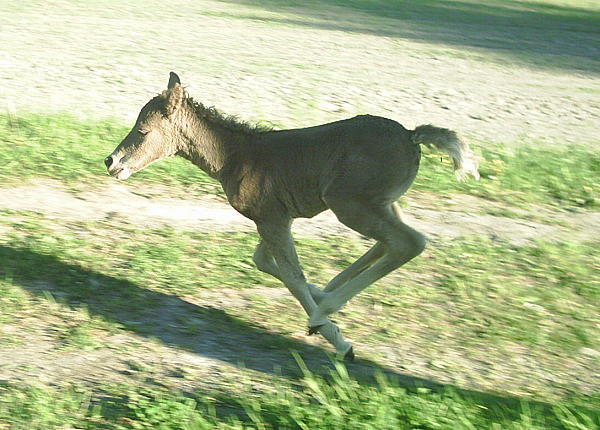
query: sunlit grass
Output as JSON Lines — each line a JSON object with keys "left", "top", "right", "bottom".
{"left": 1, "top": 211, "right": 597, "bottom": 364}
{"left": 1, "top": 359, "right": 598, "bottom": 430}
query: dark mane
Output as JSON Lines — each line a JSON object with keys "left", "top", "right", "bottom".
{"left": 189, "top": 97, "right": 273, "bottom": 135}
{"left": 156, "top": 90, "right": 272, "bottom": 135}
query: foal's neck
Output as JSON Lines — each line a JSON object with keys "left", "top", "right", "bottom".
{"left": 176, "top": 106, "right": 253, "bottom": 180}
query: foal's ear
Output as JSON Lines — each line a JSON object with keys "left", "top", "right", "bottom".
{"left": 165, "top": 72, "right": 183, "bottom": 115}
{"left": 167, "top": 72, "right": 181, "bottom": 89}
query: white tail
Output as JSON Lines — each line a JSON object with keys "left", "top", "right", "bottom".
{"left": 411, "top": 124, "right": 480, "bottom": 180}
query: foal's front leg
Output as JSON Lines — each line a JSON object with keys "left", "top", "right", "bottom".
{"left": 253, "top": 240, "right": 326, "bottom": 304}
{"left": 254, "top": 220, "right": 352, "bottom": 358}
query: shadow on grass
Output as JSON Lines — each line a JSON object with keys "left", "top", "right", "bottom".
{"left": 1, "top": 244, "right": 562, "bottom": 413}
{"left": 222, "top": 0, "right": 600, "bottom": 74}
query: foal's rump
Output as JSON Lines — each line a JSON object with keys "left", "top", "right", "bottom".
{"left": 314, "top": 115, "right": 421, "bottom": 203}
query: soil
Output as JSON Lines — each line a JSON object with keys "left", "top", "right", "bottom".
{"left": 0, "top": 179, "right": 598, "bottom": 246}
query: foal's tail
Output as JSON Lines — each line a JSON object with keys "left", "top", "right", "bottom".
{"left": 411, "top": 124, "right": 480, "bottom": 180}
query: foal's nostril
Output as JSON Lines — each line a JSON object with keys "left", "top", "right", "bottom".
{"left": 104, "top": 156, "right": 113, "bottom": 169}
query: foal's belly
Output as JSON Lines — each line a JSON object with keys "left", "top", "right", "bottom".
{"left": 222, "top": 173, "right": 327, "bottom": 221}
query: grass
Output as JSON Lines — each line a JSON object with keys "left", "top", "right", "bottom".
{"left": 1, "top": 113, "right": 598, "bottom": 208}
{"left": 0, "top": 114, "right": 220, "bottom": 195}
{"left": 0, "top": 155, "right": 598, "bottom": 428}
{"left": 1, "top": 209, "right": 598, "bottom": 399}
{"left": 2, "top": 212, "right": 597, "bottom": 358}
{"left": 418, "top": 143, "right": 598, "bottom": 208}
{"left": 1, "top": 361, "right": 598, "bottom": 430}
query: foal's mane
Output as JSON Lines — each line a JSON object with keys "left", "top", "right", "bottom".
{"left": 188, "top": 97, "right": 272, "bottom": 135}
{"left": 156, "top": 89, "right": 271, "bottom": 136}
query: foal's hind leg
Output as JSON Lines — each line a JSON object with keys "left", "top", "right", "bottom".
{"left": 254, "top": 220, "right": 352, "bottom": 356}
{"left": 309, "top": 200, "right": 426, "bottom": 331}
{"left": 323, "top": 242, "right": 384, "bottom": 293}
{"left": 323, "top": 204, "right": 400, "bottom": 293}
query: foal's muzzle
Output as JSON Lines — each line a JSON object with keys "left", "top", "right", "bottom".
{"left": 104, "top": 154, "right": 132, "bottom": 180}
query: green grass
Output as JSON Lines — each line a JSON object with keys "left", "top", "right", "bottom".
{"left": 1, "top": 210, "right": 598, "bottom": 427}
{"left": 1, "top": 113, "right": 598, "bottom": 208}
{"left": 417, "top": 144, "right": 598, "bottom": 208}
{"left": 1, "top": 361, "right": 598, "bottom": 430}
{"left": 2, "top": 211, "right": 597, "bottom": 356}
{"left": 0, "top": 114, "right": 220, "bottom": 195}
{"left": 1, "top": 210, "right": 598, "bottom": 377}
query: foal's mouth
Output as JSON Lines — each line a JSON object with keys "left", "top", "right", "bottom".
{"left": 108, "top": 166, "right": 133, "bottom": 180}
{"left": 105, "top": 154, "right": 135, "bottom": 180}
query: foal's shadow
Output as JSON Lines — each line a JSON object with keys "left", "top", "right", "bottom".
{"left": 1, "top": 245, "right": 364, "bottom": 375}
{"left": 1, "top": 244, "right": 552, "bottom": 411}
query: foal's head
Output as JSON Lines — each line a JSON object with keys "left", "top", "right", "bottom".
{"left": 105, "top": 72, "right": 186, "bottom": 180}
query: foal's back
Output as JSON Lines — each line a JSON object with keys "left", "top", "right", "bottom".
{"left": 222, "top": 115, "right": 420, "bottom": 221}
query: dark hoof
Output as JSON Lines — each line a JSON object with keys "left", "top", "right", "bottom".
{"left": 307, "top": 324, "right": 324, "bottom": 336}
{"left": 344, "top": 347, "right": 355, "bottom": 362}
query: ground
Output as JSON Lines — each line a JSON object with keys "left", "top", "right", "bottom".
{"left": 1, "top": 179, "right": 598, "bottom": 402}
{"left": 0, "top": 0, "right": 599, "bottom": 424}
{"left": 1, "top": 179, "right": 598, "bottom": 246}
{"left": 1, "top": 1, "right": 599, "bottom": 147}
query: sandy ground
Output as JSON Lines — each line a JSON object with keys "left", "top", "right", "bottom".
{"left": 1, "top": 1, "right": 599, "bottom": 148}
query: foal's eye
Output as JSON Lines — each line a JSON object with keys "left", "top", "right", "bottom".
{"left": 138, "top": 129, "right": 149, "bottom": 135}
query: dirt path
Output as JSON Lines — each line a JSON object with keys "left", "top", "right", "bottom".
{"left": 1, "top": 179, "right": 598, "bottom": 246}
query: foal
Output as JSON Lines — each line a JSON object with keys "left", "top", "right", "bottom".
{"left": 105, "top": 72, "right": 479, "bottom": 360}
